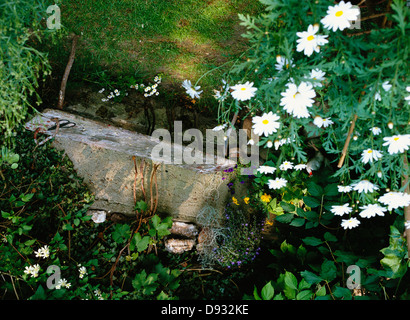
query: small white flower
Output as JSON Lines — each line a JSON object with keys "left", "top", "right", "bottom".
{"left": 294, "top": 164, "right": 307, "bottom": 171}
{"left": 351, "top": 180, "right": 379, "bottom": 193}
{"left": 24, "top": 264, "right": 41, "bottom": 278}
{"left": 405, "top": 86, "right": 410, "bottom": 104}
{"left": 231, "top": 81, "right": 258, "bottom": 101}
{"left": 338, "top": 185, "right": 352, "bottom": 193}
{"left": 212, "top": 124, "right": 227, "bottom": 132}
{"left": 98, "top": 88, "right": 105, "bottom": 93}
{"left": 359, "top": 204, "right": 387, "bottom": 218}
{"left": 370, "top": 127, "right": 381, "bottom": 135}
{"left": 267, "top": 178, "right": 287, "bottom": 190}
{"left": 252, "top": 111, "right": 281, "bottom": 137}
{"left": 296, "top": 24, "right": 328, "bottom": 57}
{"left": 56, "top": 278, "right": 71, "bottom": 289}
{"left": 321, "top": 1, "right": 360, "bottom": 32}
{"left": 313, "top": 115, "right": 333, "bottom": 128}
{"left": 78, "top": 266, "right": 87, "bottom": 279}
{"left": 330, "top": 203, "right": 352, "bottom": 216}
{"left": 257, "top": 165, "right": 276, "bottom": 174}
{"left": 360, "top": 149, "right": 383, "bottom": 164}
{"left": 341, "top": 217, "right": 360, "bottom": 229}
{"left": 279, "top": 161, "right": 294, "bottom": 171}
{"left": 247, "top": 139, "right": 255, "bottom": 145}
{"left": 182, "top": 80, "right": 202, "bottom": 99}
{"left": 309, "top": 69, "right": 326, "bottom": 87}
{"left": 275, "top": 55, "right": 295, "bottom": 72}
{"left": 274, "top": 140, "right": 281, "bottom": 150}
{"left": 34, "top": 245, "right": 50, "bottom": 259}
{"left": 382, "top": 134, "right": 410, "bottom": 154}
{"left": 378, "top": 191, "right": 410, "bottom": 211}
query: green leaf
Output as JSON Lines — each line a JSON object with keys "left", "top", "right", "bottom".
{"left": 112, "top": 224, "right": 130, "bottom": 244}
{"left": 301, "top": 270, "right": 323, "bottom": 284}
{"left": 275, "top": 212, "right": 294, "bottom": 223}
{"left": 320, "top": 260, "right": 337, "bottom": 282}
{"left": 280, "top": 201, "right": 295, "bottom": 212}
{"left": 284, "top": 271, "right": 298, "bottom": 290}
{"left": 324, "top": 232, "right": 338, "bottom": 242}
{"left": 132, "top": 232, "right": 150, "bottom": 252}
{"left": 253, "top": 286, "right": 262, "bottom": 300}
{"left": 261, "top": 281, "right": 274, "bottom": 300}
{"left": 324, "top": 184, "right": 339, "bottom": 197}
{"left": 290, "top": 217, "right": 305, "bottom": 227}
{"left": 315, "top": 285, "right": 327, "bottom": 297}
{"left": 20, "top": 193, "right": 34, "bottom": 202}
{"left": 307, "top": 181, "right": 323, "bottom": 197}
{"left": 302, "top": 236, "right": 323, "bottom": 246}
{"left": 296, "top": 290, "right": 313, "bottom": 300}
{"left": 303, "top": 196, "right": 320, "bottom": 208}
{"left": 333, "top": 286, "right": 352, "bottom": 300}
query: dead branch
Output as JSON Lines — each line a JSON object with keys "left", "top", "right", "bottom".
{"left": 337, "top": 114, "right": 358, "bottom": 168}
{"left": 57, "top": 35, "right": 79, "bottom": 110}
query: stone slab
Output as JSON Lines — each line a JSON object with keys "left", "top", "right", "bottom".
{"left": 25, "top": 109, "right": 237, "bottom": 223}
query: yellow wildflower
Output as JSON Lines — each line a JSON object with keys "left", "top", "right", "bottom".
{"left": 261, "top": 193, "right": 272, "bottom": 203}
{"left": 244, "top": 197, "right": 250, "bottom": 204}
{"left": 232, "top": 197, "right": 239, "bottom": 205}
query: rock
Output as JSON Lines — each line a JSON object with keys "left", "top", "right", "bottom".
{"left": 164, "top": 238, "right": 196, "bottom": 254}
{"left": 25, "top": 109, "right": 237, "bottom": 224}
{"left": 169, "top": 221, "right": 198, "bottom": 238}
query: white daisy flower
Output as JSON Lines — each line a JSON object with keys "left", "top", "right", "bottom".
{"left": 359, "top": 204, "right": 387, "bottom": 218}
{"left": 231, "top": 81, "right": 257, "bottom": 101}
{"left": 370, "top": 127, "right": 382, "bottom": 135}
{"left": 330, "top": 203, "right": 352, "bottom": 216}
{"left": 252, "top": 111, "right": 281, "bottom": 137}
{"left": 267, "top": 178, "right": 287, "bottom": 190}
{"left": 313, "top": 115, "right": 334, "bottom": 128}
{"left": 360, "top": 149, "right": 383, "bottom": 164}
{"left": 321, "top": 1, "right": 360, "bottom": 32}
{"left": 182, "top": 80, "right": 202, "bottom": 99}
{"left": 382, "top": 134, "right": 410, "bottom": 154}
{"left": 280, "top": 82, "right": 316, "bottom": 118}
{"left": 266, "top": 140, "right": 273, "bottom": 148}
{"left": 257, "top": 165, "right": 276, "bottom": 174}
{"left": 275, "top": 55, "right": 295, "bottom": 72}
{"left": 338, "top": 185, "right": 352, "bottom": 193}
{"left": 378, "top": 191, "right": 410, "bottom": 211}
{"left": 279, "top": 161, "right": 294, "bottom": 171}
{"left": 351, "top": 180, "right": 379, "bottom": 193}
{"left": 294, "top": 164, "right": 307, "bottom": 170}
{"left": 309, "top": 69, "right": 326, "bottom": 87}
{"left": 78, "top": 266, "right": 87, "bottom": 279}
{"left": 296, "top": 24, "right": 328, "bottom": 57}
{"left": 341, "top": 217, "right": 360, "bottom": 229}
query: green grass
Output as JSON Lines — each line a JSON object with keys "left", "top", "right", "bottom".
{"left": 50, "top": 0, "right": 263, "bottom": 105}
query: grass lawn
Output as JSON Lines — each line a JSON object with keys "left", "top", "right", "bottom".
{"left": 49, "top": 0, "right": 264, "bottom": 107}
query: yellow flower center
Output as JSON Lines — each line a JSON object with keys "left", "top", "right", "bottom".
{"left": 394, "top": 137, "right": 400, "bottom": 141}
{"left": 335, "top": 10, "right": 343, "bottom": 17}
{"left": 293, "top": 92, "right": 300, "bottom": 99}
{"left": 286, "top": 63, "right": 290, "bottom": 69}
{"left": 307, "top": 35, "right": 315, "bottom": 41}
{"left": 241, "top": 87, "right": 247, "bottom": 91}
{"left": 262, "top": 119, "right": 269, "bottom": 125}
{"left": 367, "top": 150, "right": 373, "bottom": 154}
